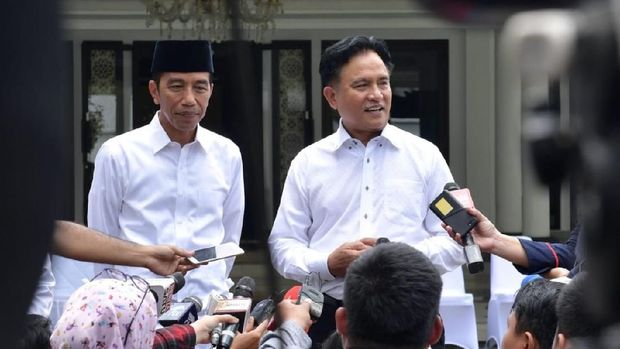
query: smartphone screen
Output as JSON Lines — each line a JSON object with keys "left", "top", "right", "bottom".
{"left": 193, "top": 246, "right": 217, "bottom": 262}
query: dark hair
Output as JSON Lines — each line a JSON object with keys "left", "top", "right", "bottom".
{"left": 319, "top": 36, "right": 394, "bottom": 87}
{"left": 17, "top": 314, "right": 51, "bottom": 349}
{"left": 511, "top": 279, "right": 564, "bottom": 349}
{"left": 322, "top": 330, "right": 343, "bottom": 349}
{"left": 343, "top": 242, "right": 442, "bottom": 348}
{"left": 556, "top": 273, "right": 601, "bottom": 340}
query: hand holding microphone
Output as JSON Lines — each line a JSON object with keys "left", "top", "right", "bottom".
{"left": 430, "top": 182, "right": 484, "bottom": 273}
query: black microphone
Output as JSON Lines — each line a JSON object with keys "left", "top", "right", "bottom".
{"left": 250, "top": 298, "right": 276, "bottom": 326}
{"left": 443, "top": 182, "right": 484, "bottom": 274}
{"left": 212, "top": 276, "right": 255, "bottom": 347}
{"left": 376, "top": 237, "right": 390, "bottom": 245}
{"left": 232, "top": 276, "right": 255, "bottom": 299}
{"left": 158, "top": 296, "right": 203, "bottom": 326}
{"left": 147, "top": 272, "right": 186, "bottom": 315}
{"left": 218, "top": 323, "right": 239, "bottom": 349}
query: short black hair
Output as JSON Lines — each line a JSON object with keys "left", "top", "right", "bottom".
{"left": 511, "top": 279, "right": 564, "bottom": 349}
{"left": 17, "top": 314, "right": 51, "bottom": 349}
{"left": 343, "top": 242, "right": 442, "bottom": 348}
{"left": 556, "top": 273, "right": 601, "bottom": 340}
{"left": 319, "top": 36, "right": 394, "bottom": 87}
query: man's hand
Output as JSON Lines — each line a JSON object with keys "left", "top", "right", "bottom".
{"left": 544, "top": 267, "right": 570, "bottom": 279}
{"left": 142, "top": 245, "right": 198, "bottom": 276}
{"left": 190, "top": 314, "right": 238, "bottom": 344}
{"left": 277, "top": 299, "right": 312, "bottom": 332}
{"left": 443, "top": 207, "right": 499, "bottom": 253}
{"left": 327, "top": 238, "right": 375, "bottom": 277}
{"left": 230, "top": 316, "right": 269, "bottom": 349}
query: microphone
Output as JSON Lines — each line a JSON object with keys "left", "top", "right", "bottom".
{"left": 250, "top": 298, "right": 276, "bottom": 326}
{"left": 430, "top": 182, "right": 484, "bottom": 274}
{"left": 212, "top": 276, "right": 254, "bottom": 345}
{"left": 158, "top": 296, "right": 203, "bottom": 326}
{"left": 271, "top": 283, "right": 324, "bottom": 332}
{"left": 218, "top": 323, "right": 239, "bottom": 349}
{"left": 147, "top": 272, "right": 185, "bottom": 315}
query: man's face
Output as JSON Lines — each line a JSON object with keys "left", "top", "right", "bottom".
{"left": 149, "top": 72, "right": 213, "bottom": 137}
{"left": 502, "top": 312, "right": 529, "bottom": 349}
{"left": 323, "top": 50, "right": 391, "bottom": 142}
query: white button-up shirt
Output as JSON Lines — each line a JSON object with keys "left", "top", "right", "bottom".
{"left": 28, "top": 255, "right": 55, "bottom": 317}
{"left": 269, "top": 121, "right": 465, "bottom": 299}
{"left": 88, "top": 113, "right": 244, "bottom": 301}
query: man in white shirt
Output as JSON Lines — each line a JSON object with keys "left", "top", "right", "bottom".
{"left": 268, "top": 35, "right": 465, "bottom": 344}
{"left": 88, "top": 40, "right": 245, "bottom": 302}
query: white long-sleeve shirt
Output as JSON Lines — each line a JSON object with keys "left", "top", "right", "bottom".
{"left": 88, "top": 113, "right": 244, "bottom": 301}
{"left": 269, "top": 121, "right": 465, "bottom": 299}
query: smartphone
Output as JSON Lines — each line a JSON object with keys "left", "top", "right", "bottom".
{"left": 187, "top": 242, "right": 245, "bottom": 265}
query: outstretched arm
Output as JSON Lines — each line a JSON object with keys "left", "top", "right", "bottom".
{"left": 51, "top": 220, "right": 196, "bottom": 275}
{"left": 445, "top": 208, "right": 529, "bottom": 267}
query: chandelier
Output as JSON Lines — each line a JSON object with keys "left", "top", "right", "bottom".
{"left": 144, "top": 0, "right": 283, "bottom": 42}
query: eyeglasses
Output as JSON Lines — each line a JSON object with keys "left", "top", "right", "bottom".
{"left": 91, "top": 268, "right": 150, "bottom": 345}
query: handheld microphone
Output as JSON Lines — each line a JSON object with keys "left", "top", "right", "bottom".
{"left": 158, "top": 296, "right": 203, "bottom": 326}
{"left": 250, "top": 298, "right": 276, "bottom": 326}
{"left": 218, "top": 323, "right": 239, "bottom": 349}
{"left": 431, "top": 183, "right": 484, "bottom": 274}
{"left": 212, "top": 276, "right": 254, "bottom": 337}
{"left": 271, "top": 283, "right": 324, "bottom": 331}
{"left": 147, "top": 272, "right": 185, "bottom": 315}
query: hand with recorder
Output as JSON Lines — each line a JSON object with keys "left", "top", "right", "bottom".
{"left": 430, "top": 182, "right": 484, "bottom": 273}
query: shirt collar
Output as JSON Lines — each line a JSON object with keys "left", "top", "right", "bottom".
{"left": 150, "top": 111, "right": 210, "bottom": 154}
{"left": 150, "top": 112, "right": 171, "bottom": 154}
{"left": 331, "top": 118, "right": 402, "bottom": 151}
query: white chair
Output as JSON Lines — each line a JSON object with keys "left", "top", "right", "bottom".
{"left": 439, "top": 266, "right": 479, "bottom": 349}
{"left": 486, "top": 237, "right": 530, "bottom": 349}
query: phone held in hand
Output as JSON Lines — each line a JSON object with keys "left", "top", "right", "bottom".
{"left": 187, "top": 242, "right": 245, "bottom": 265}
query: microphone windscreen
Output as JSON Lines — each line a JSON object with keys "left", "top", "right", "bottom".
{"left": 183, "top": 296, "right": 203, "bottom": 312}
{"left": 233, "top": 276, "right": 256, "bottom": 299}
{"left": 171, "top": 272, "right": 185, "bottom": 293}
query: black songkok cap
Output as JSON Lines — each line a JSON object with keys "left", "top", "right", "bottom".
{"left": 150, "top": 40, "right": 214, "bottom": 73}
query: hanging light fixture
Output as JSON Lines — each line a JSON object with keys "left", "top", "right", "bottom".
{"left": 144, "top": 0, "right": 283, "bottom": 42}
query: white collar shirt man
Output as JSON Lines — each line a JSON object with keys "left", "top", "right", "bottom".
{"left": 268, "top": 120, "right": 465, "bottom": 299}
{"left": 87, "top": 112, "right": 244, "bottom": 301}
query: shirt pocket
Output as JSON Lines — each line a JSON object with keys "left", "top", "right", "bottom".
{"left": 383, "top": 179, "right": 426, "bottom": 224}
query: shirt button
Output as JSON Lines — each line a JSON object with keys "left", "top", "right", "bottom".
{"left": 365, "top": 186, "right": 369, "bottom": 191}
{"left": 348, "top": 146, "right": 352, "bottom": 150}
{"left": 379, "top": 144, "right": 383, "bottom": 147}
{"left": 364, "top": 213, "right": 368, "bottom": 219}
{"left": 366, "top": 158, "right": 370, "bottom": 163}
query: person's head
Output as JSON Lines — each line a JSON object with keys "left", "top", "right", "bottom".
{"left": 50, "top": 270, "right": 157, "bottom": 348}
{"left": 553, "top": 273, "right": 601, "bottom": 349}
{"left": 17, "top": 314, "right": 51, "bottom": 349}
{"left": 148, "top": 40, "right": 215, "bottom": 143}
{"left": 320, "top": 36, "right": 394, "bottom": 144}
{"left": 335, "top": 242, "right": 443, "bottom": 349}
{"left": 322, "top": 330, "right": 343, "bottom": 349}
{"left": 501, "top": 278, "right": 565, "bottom": 349}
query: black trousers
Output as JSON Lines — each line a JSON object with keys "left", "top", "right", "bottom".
{"left": 308, "top": 293, "right": 342, "bottom": 348}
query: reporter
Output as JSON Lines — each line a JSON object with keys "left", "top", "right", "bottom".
{"left": 52, "top": 220, "right": 197, "bottom": 275}
{"left": 50, "top": 269, "right": 237, "bottom": 349}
